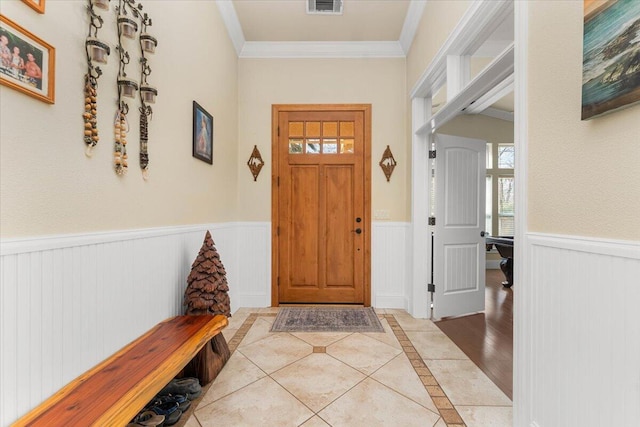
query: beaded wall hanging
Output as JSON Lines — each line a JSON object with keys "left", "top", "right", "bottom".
{"left": 137, "top": 9, "right": 156, "bottom": 180}
{"left": 114, "top": 0, "right": 142, "bottom": 175}
{"left": 83, "top": 0, "right": 110, "bottom": 157}
{"left": 82, "top": 0, "right": 158, "bottom": 177}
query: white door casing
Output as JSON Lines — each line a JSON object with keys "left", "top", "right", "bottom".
{"left": 432, "top": 133, "right": 487, "bottom": 319}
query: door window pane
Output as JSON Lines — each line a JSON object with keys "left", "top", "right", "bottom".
{"left": 498, "top": 176, "right": 514, "bottom": 235}
{"left": 340, "top": 121, "right": 354, "bottom": 137}
{"left": 289, "top": 122, "right": 304, "bottom": 137}
{"left": 499, "top": 216, "right": 514, "bottom": 236}
{"left": 323, "top": 138, "right": 337, "bottom": 153}
{"left": 340, "top": 138, "right": 354, "bottom": 153}
{"left": 486, "top": 175, "right": 492, "bottom": 236}
{"left": 486, "top": 143, "right": 493, "bottom": 169}
{"left": 289, "top": 139, "right": 303, "bottom": 154}
{"left": 306, "top": 139, "right": 321, "bottom": 154}
{"left": 306, "top": 122, "right": 321, "bottom": 137}
{"left": 498, "top": 144, "right": 514, "bottom": 169}
{"left": 323, "top": 122, "right": 338, "bottom": 137}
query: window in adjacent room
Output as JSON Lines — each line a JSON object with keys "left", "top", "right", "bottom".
{"left": 486, "top": 142, "right": 514, "bottom": 237}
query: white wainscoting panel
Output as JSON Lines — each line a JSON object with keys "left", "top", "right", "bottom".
{"left": 0, "top": 222, "right": 270, "bottom": 426}
{"left": 233, "top": 222, "right": 271, "bottom": 308}
{"left": 520, "top": 233, "right": 640, "bottom": 427}
{"left": 371, "top": 222, "right": 410, "bottom": 309}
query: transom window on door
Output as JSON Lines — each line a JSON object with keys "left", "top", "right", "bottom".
{"left": 486, "top": 143, "right": 514, "bottom": 236}
{"left": 288, "top": 120, "right": 355, "bottom": 154}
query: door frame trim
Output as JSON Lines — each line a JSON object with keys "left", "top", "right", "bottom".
{"left": 271, "top": 104, "right": 372, "bottom": 307}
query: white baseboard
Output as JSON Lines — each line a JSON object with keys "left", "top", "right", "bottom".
{"left": 374, "top": 295, "right": 407, "bottom": 309}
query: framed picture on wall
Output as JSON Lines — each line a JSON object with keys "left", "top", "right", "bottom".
{"left": 0, "top": 14, "right": 55, "bottom": 103}
{"left": 193, "top": 101, "right": 213, "bottom": 164}
{"left": 22, "top": 0, "right": 45, "bottom": 14}
{"left": 582, "top": 0, "right": 640, "bottom": 119}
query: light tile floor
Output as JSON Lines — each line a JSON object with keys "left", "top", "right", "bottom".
{"left": 186, "top": 308, "right": 512, "bottom": 427}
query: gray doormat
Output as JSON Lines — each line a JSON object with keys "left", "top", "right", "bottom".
{"left": 270, "top": 307, "right": 384, "bottom": 333}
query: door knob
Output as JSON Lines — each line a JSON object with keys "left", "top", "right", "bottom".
{"left": 480, "top": 231, "right": 487, "bottom": 237}
{"left": 352, "top": 228, "right": 362, "bottom": 234}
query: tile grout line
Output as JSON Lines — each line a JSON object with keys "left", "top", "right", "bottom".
{"left": 384, "top": 314, "right": 466, "bottom": 427}
{"left": 212, "top": 311, "right": 467, "bottom": 426}
{"left": 226, "top": 312, "right": 273, "bottom": 353}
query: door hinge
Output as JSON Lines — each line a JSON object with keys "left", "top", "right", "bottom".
{"left": 429, "top": 150, "right": 436, "bottom": 159}
{"left": 277, "top": 277, "right": 280, "bottom": 287}
{"left": 277, "top": 226, "right": 280, "bottom": 236}
{"left": 427, "top": 283, "right": 435, "bottom": 292}
{"left": 277, "top": 176, "right": 280, "bottom": 186}
{"left": 428, "top": 216, "right": 436, "bottom": 226}
{"left": 277, "top": 126, "right": 280, "bottom": 137}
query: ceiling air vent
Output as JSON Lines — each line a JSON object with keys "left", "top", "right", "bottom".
{"left": 307, "top": 0, "right": 343, "bottom": 15}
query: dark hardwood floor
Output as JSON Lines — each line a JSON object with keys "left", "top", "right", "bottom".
{"left": 435, "top": 269, "right": 513, "bottom": 399}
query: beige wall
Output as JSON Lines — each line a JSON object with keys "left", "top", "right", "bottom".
{"left": 237, "top": 58, "right": 407, "bottom": 221}
{"left": 528, "top": 1, "right": 640, "bottom": 240}
{"left": 404, "top": 1, "right": 472, "bottom": 217}
{"left": 406, "top": 0, "right": 472, "bottom": 91}
{"left": 0, "top": 0, "right": 238, "bottom": 238}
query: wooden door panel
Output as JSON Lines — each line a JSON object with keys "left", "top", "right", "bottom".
{"left": 289, "top": 166, "right": 319, "bottom": 287}
{"left": 324, "top": 165, "right": 355, "bottom": 287}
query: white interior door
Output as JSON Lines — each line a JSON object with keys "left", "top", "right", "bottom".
{"left": 432, "top": 133, "right": 486, "bottom": 319}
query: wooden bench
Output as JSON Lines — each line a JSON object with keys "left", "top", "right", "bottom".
{"left": 13, "top": 314, "right": 228, "bottom": 427}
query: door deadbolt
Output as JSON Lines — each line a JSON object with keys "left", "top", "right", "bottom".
{"left": 356, "top": 217, "right": 362, "bottom": 223}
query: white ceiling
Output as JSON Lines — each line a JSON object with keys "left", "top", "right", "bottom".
{"left": 233, "top": 0, "right": 411, "bottom": 42}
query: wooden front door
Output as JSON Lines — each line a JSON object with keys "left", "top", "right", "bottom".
{"left": 272, "top": 105, "right": 371, "bottom": 305}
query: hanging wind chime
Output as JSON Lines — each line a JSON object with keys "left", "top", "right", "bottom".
{"left": 84, "top": 0, "right": 110, "bottom": 157}
{"left": 114, "top": 0, "right": 141, "bottom": 175}
{"left": 138, "top": 10, "right": 157, "bottom": 180}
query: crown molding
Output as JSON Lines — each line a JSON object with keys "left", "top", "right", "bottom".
{"left": 216, "top": 0, "right": 245, "bottom": 56}
{"left": 399, "top": 1, "right": 427, "bottom": 54}
{"left": 216, "top": 0, "right": 422, "bottom": 59}
{"left": 239, "top": 41, "right": 406, "bottom": 59}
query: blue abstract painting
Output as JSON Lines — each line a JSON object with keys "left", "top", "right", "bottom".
{"left": 582, "top": 0, "right": 640, "bottom": 119}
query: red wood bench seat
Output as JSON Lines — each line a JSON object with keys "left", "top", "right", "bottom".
{"left": 13, "top": 314, "right": 228, "bottom": 427}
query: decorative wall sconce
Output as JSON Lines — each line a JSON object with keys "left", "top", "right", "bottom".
{"left": 86, "top": 37, "right": 110, "bottom": 64}
{"left": 247, "top": 145, "right": 265, "bottom": 181}
{"left": 117, "top": 77, "right": 138, "bottom": 98}
{"left": 117, "top": 15, "right": 138, "bottom": 38}
{"left": 379, "top": 145, "right": 397, "bottom": 182}
{"left": 83, "top": 0, "right": 110, "bottom": 157}
{"left": 140, "top": 85, "right": 157, "bottom": 103}
{"left": 140, "top": 33, "right": 157, "bottom": 53}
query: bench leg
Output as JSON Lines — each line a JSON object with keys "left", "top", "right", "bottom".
{"left": 185, "top": 334, "right": 231, "bottom": 385}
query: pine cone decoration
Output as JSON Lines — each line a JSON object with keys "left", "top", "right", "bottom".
{"left": 184, "top": 231, "right": 231, "bottom": 317}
